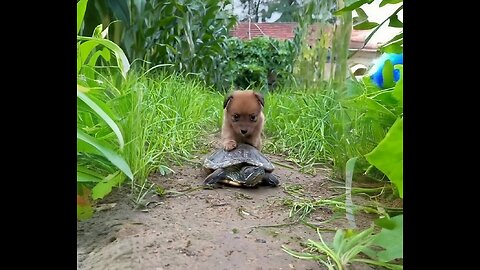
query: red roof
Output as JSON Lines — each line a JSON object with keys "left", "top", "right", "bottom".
{"left": 230, "top": 22, "right": 378, "bottom": 50}
{"left": 229, "top": 22, "right": 298, "bottom": 40}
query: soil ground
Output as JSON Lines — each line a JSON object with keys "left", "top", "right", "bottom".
{"left": 77, "top": 148, "right": 389, "bottom": 270}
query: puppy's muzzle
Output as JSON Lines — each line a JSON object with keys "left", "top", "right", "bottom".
{"left": 240, "top": 129, "right": 248, "bottom": 135}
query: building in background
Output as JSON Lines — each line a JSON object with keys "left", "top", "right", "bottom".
{"left": 227, "top": 0, "right": 402, "bottom": 76}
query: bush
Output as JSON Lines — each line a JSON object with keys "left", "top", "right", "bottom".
{"left": 222, "top": 36, "right": 297, "bottom": 91}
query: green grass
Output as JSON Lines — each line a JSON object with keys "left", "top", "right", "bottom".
{"left": 78, "top": 70, "right": 398, "bottom": 212}
{"left": 263, "top": 77, "right": 398, "bottom": 178}
{"left": 110, "top": 72, "right": 223, "bottom": 185}
{"left": 263, "top": 88, "right": 337, "bottom": 168}
{"left": 78, "top": 68, "right": 399, "bottom": 215}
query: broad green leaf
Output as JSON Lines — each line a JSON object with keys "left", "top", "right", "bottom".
{"left": 101, "top": 47, "right": 111, "bottom": 61}
{"left": 382, "top": 60, "right": 395, "bottom": 89}
{"left": 77, "top": 171, "right": 102, "bottom": 183}
{"left": 77, "top": 0, "right": 89, "bottom": 34}
{"left": 334, "top": 0, "right": 374, "bottom": 15}
{"left": 382, "top": 41, "right": 403, "bottom": 54}
{"left": 375, "top": 216, "right": 396, "bottom": 230}
{"left": 373, "top": 215, "right": 403, "bottom": 261}
{"left": 77, "top": 128, "right": 133, "bottom": 180}
{"left": 365, "top": 118, "right": 403, "bottom": 197}
{"left": 361, "top": 5, "right": 402, "bottom": 49}
{"left": 92, "top": 171, "right": 125, "bottom": 200}
{"left": 79, "top": 40, "right": 100, "bottom": 68}
{"left": 84, "top": 50, "right": 104, "bottom": 81}
{"left": 354, "top": 21, "right": 379, "bottom": 30}
{"left": 77, "top": 166, "right": 104, "bottom": 183}
{"left": 393, "top": 65, "right": 403, "bottom": 106}
{"left": 388, "top": 14, "right": 403, "bottom": 28}
{"left": 84, "top": 48, "right": 111, "bottom": 81}
{"left": 77, "top": 138, "right": 102, "bottom": 156}
{"left": 355, "top": 7, "right": 368, "bottom": 19}
{"left": 380, "top": 0, "right": 403, "bottom": 7}
{"left": 381, "top": 33, "right": 403, "bottom": 54}
{"left": 77, "top": 36, "right": 131, "bottom": 78}
{"left": 385, "top": 32, "right": 403, "bottom": 45}
{"left": 77, "top": 87, "right": 124, "bottom": 149}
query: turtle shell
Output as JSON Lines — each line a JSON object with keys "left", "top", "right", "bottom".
{"left": 203, "top": 143, "right": 275, "bottom": 172}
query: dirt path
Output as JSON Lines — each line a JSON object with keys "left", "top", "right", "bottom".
{"left": 77, "top": 153, "right": 377, "bottom": 270}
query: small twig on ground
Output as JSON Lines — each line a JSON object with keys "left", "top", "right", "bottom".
{"left": 248, "top": 221, "right": 299, "bottom": 230}
{"left": 165, "top": 185, "right": 213, "bottom": 198}
{"left": 272, "top": 160, "right": 296, "bottom": 170}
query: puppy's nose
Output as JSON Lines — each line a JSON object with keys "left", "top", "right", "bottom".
{"left": 241, "top": 129, "right": 248, "bottom": 134}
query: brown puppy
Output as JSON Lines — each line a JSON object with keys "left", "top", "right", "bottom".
{"left": 221, "top": 90, "right": 265, "bottom": 151}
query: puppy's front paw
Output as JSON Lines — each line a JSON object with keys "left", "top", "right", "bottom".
{"left": 223, "top": 140, "right": 237, "bottom": 151}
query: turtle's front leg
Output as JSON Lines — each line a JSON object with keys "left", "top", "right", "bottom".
{"left": 203, "top": 169, "right": 226, "bottom": 186}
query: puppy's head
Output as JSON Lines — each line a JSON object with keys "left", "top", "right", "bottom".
{"left": 223, "top": 90, "right": 264, "bottom": 137}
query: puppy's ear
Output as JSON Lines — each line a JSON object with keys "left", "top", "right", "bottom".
{"left": 254, "top": 92, "right": 264, "bottom": 107}
{"left": 223, "top": 94, "right": 233, "bottom": 109}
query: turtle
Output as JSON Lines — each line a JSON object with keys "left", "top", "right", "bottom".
{"left": 203, "top": 143, "right": 280, "bottom": 187}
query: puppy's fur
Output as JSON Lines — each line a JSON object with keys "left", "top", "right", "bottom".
{"left": 221, "top": 90, "right": 265, "bottom": 151}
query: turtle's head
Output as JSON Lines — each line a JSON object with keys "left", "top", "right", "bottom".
{"left": 241, "top": 166, "right": 265, "bottom": 187}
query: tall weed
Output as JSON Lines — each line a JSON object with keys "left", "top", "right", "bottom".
{"left": 77, "top": 0, "right": 133, "bottom": 220}
{"left": 113, "top": 72, "right": 223, "bottom": 185}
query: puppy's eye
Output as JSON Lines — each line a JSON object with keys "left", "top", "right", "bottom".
{"left": 250, "top": 115, "right": 257, "bottom": 122}
{"left": 232, "top": 114, "right": 240, "bottom": 121}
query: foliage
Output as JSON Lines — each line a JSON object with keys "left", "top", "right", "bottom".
{"left": 336, "top": 0, "right": 403, "bottom": 54}
{"left": 365, "top": 117, "right": 403, "bottom": 197}
{"left": 77, "top": 0, "right": 134, "bottom": 220}
{"left": 116, "top": 72, "right": 223, "bottom": 186}
{"left": 278, "top": 1, "right": 403, "bottom": 265}
{"left": 261, "top": 0, "right": 304, "bottom": 22}
{"left": 78, "top": 70, "right": 224, "bottom": 219}
{"left": 264, "top": 72, "right": 401, "bottom": 178}
{"left": 341, "top": 0, "right": 403, "bottom": 196}
{"left": 369, "top": 214, "right": 403, "bottom": 262}
{"left": 283, "top": 216, "right": 403, "bottom": 270}
{"left": 82, "top": 0, "right": 237, "bottom": 91}
{"left": 235, "top": 0, "right": 337, "bottom": 23}
{"left": 344, "top": 0, "right": 403, "bottom": 198}
{"left": 263, "top": 88, "right": 336, "bottom": 170}
{"left": 222, "top": 36, "right": 297, "bottom": 91}
{"left": 290, "top": 0, "right": 350, "bottom": 90}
